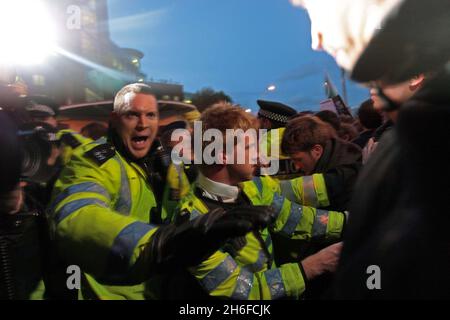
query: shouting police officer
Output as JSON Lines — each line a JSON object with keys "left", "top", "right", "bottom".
{"left": 49, "top": 83, "right": 270, "bottom": 299}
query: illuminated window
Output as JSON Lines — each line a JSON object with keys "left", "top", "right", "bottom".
{"left": 32, "top": 75, "right": 45, "bottom": 86}
{"left": 81, "top": 34, "right": 93, "bottom": 52}
{"left": 84, "top": 16, "right": 96, "bottom": 30}
{"left": 131, "top": 58, "right": 140, "bottom": 68}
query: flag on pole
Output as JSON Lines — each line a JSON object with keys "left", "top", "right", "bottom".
{"left": 324, "top": 73, "right": 339, "bottom": 98}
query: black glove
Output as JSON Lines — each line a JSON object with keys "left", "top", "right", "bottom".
{"left": 147, "top": 205, "right": 274, "bottom": 271}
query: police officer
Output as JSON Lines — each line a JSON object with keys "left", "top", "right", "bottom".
{"left": 170, "top": 104, "right": 345, "bottom": 300}
{"left": 156, "top": 102, "right": 200, "bottom": 223}
{"left": 257, "top": 100, "right": 297, "bottom": 131}
{"left": 49, "top": 83, "right": 271, "bottom": 299}
{"left": 26, "top": 96, "right": 59, "bottom": 128}
{"left": 257, "top": 100, "right": 301, "bottom": 180}
{"left": 257, "top": 100, "right": 306, "bottom": 273}
{"left": 26, "top": 96, "right": 92, "bottom": 165}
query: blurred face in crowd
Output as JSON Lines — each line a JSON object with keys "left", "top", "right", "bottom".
{"left": 112, "top": 93, "right": 158, "bottom": 159}
{"left": 31, "top": 115, "right": 58, "bottom": 128}
{"left": 47, "top": 143, "right": 62, "bottom": 166}
{"left": 257, "top": 116, "right": 272, "bottom": 130}
{"left": 0, "top": 184, "right": 23, "bottom": 215}
{"left": 226, "top": 134, "right": 259, "bottom": 185}
{"left": 370, "top": 75, "right": 426, "bottom": 111}
{"left": 290, "top": 144, "right": 323, "bottom": 175}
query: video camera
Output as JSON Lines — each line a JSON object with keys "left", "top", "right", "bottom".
{"left": 0, "top": 109, "right": 52, "bottom": 300}
{"left": 0, "top": 101, "right": 60, "bottom": 187}
{"left": 18, "top": 122, "right": 60, "bottom": 184}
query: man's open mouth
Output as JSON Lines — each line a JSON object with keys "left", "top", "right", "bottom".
{"left": 131, "top": 136, "right": 149, "bottom": 147}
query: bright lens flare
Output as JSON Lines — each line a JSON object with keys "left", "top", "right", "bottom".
{"left": 0, "top": 0, "right": 57, "bottom": 65}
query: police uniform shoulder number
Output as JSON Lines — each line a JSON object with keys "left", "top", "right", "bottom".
{"left": 60, "top": 132, "right": 82, "bottom": 148}
{"left": 84, "top": 143, "right": 116, "bottom": 166}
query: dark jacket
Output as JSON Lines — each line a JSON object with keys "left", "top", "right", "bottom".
{"left": 314, "top": 138, "right": 363, "bottom": 212}
{"left": 272, "top": 138, "right": 362, "bottom": 299}
{"left": 333, "top": 70, "right": 450, "bottom": 299}
{"left": 352, "top": 130, "right": 375, "bottom": 149}
{"left": 373, "top": 120, "right": 394, "bottom": 143}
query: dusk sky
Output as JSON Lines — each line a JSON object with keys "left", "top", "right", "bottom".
{"left": 108, "top": 0, "right": 370, "bottom": 112}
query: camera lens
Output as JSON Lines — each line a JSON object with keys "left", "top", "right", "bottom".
{"left": 20, "top": 135, "right": 49, "bottom": 181}
{"left": 18, "top": 124, "right": 55, "bottom": 184}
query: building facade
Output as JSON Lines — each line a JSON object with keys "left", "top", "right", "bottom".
{"left": 16, "top": 0, "right": 146, "bottom": 105}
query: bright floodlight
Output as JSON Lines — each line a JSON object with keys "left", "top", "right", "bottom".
{"left": 0, "top": 0, "right": 57, "bottom": 65}
{"left": 267, "top": 85, "right": 276, "bottom": 91}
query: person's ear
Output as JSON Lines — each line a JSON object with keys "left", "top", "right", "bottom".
{"left": 310, "top": 144, "right": 324, "bottom": 161}
{"left": 409, "top": 74, "right": 426, "bottom": 91}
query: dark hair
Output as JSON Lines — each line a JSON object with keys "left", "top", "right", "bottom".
{"left": 282, "top": 116, "right": 336, "bottom": 155}
{"left": 315, "top": 110, "right": 341, "bottom": 132}
{"left": 81, "top": 122, "right": 108, "bottom": 140}
{"left": 338, "top": 123, "right": 358, "bottom": 142}
{"left": 357, "top": 99, "right": 383, "bottom": 130}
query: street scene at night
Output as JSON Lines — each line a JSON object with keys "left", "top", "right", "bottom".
{"left": 0, "top": 0, "right": 449, "bottom": 305}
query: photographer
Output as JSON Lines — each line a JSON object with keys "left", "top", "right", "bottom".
{"left": 26, "top": 96, "right": 92, "bottom": 167}
{"left": 0, "top": 110, "right": 46, "bottom": 300}
{"left": 0, "top": 111, "right": 23, "bottom": 215}
{"left": 0, "top": 87, "right": 79, "bottom": 300}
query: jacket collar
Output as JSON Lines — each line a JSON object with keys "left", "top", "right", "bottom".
{"left": 314, "top": 138, "right": 362, "bottom": 173}
{"left": 196, "top": 173, "right": 239, "bottom": 203}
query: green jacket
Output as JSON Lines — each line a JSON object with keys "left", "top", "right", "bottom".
{"left": 174, "top": 175, "right": 345, "bottom": 300}
{"left": 259, "top": 128, "right": 302, "bottom": 180}
{"left": 160, "top": 162, "right": 192, "bottom": 224}
{"left": 56, "top": 129, "right": 93, "bottom": 165}
{"left": 50, "top": 138, "right": 158, "bottom": 300}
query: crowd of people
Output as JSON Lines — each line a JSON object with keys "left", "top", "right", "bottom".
{"left": 1, "top": 0, "right": 450, "bottom": 300}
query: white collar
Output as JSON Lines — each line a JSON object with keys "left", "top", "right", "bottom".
{"left": 197, "top": 173, "right": 240, "bottom": 202}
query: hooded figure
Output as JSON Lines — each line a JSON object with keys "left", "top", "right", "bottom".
{"left": 293, "top": 0, "right": 450, "bottom": 298}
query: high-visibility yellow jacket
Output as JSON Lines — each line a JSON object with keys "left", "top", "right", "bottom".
{"left": 56, "top": 129, "right": 93, "bottom": 165}
{"left": 259, "top": 128, "right": 301, "bottom": 180}
{"left": 174, "top": 174, "right": 345, "bottom": 300}
{"left": 26, "top": 131, "right": 92, "bottom": 300}
{"left": 49, "top": 138, "right": 159, "bottom": 300}
{"left": 160, "top": 162, "right": 191, "bottom": 224}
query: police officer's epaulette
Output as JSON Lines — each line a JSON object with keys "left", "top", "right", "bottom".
{"left": 84, "top": 143, "right": 116, "bottom": 166}
{"left": 176, "top": 208, "right": 191, "bottom": 225}
{"left": 60, "top": 132, "right": 82, "bottom": 148}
